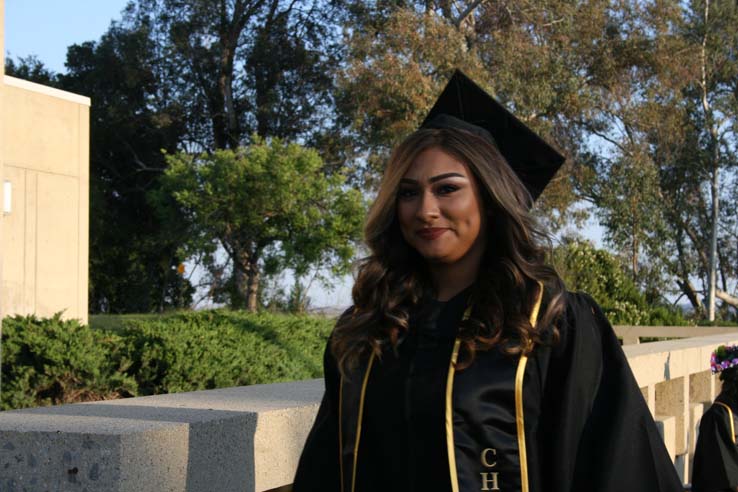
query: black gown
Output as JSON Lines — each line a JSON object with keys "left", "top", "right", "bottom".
{"left": 692, "top": 393, "right": 738, "bottom": 492}
{"left": 293, "top": 288, "right": 683, "bottom": 492}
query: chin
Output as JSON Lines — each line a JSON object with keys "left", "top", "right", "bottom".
{"left": 415, "top": 247, "right": 454, "bottom": 263}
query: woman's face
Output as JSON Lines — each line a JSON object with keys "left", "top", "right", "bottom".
{"left": 396, "top": 146, "right": 486, "bottom": 264}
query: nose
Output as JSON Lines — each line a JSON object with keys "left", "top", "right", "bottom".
{"left": 416, "top": 189, "right": 440, "bottom": 221}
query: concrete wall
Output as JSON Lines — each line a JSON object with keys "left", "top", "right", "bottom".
{"left": 1, "top": 0, "right": 6, "bottom": 321}
{"left": 2, "top": 333, "right": 734, "bottom": 491}
{"left": 615, "top": 325, "right": 738, "bottom": 345}
{"left": 0, "top": 75, "right": 90, "bottom": 323}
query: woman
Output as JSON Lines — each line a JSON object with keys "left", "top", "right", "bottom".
{"left": 692, "top": 345, "right": 738, "bottom": 492}
{"left": 293, "top": 70, "right": 682, "bottom": 492}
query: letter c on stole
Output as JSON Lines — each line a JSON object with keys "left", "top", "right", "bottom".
{"left": 480, "top": 448, "right": 497, "bottom": 468}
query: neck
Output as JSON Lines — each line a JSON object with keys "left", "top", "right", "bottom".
{"left": 428, "top": 237, "right": 485, "bottom": 301}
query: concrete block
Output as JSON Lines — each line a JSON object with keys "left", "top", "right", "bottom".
{"left": 687, "top": 402, "right": 705, "bottom": 484}
{"left": 0, "top": 413, "right": 188, "bottom": 491}
{"left": 674, "top": 453, "right": 687, "bottom": 485}
{"left": 655, "top": 415, "right": 677, "bottom": 462}
{"left": 0, "top": 379, "right": 324, "bottom": 492}
{"left": 656, "top": 377, "right": 688, "bottom": 454}
{"left": 690, "top": 371, "right": 715, "bottom": 405}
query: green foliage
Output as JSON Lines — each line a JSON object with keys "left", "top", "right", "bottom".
{"left": 4, "top": 55, "right": 56, "bottom": 85}
{"left": 1, "top": 311, "right": 334, "bottom": 410}
{"left": 58, "top": 25, "right": 193, "bottom": 313}
{"left": 125, "top": 0, "right": 342, "bottom": 148}
{"left": 121, "top": 310, "right": 331, "bottom": 394}
{"left": 553, "top": 239, "right": 689, "bottom": 325}
{"left": 1, "top": 314, "right": 137, "bottom": 410}
{"left": 158, "top": 138, "right": 365, "bottom": 309}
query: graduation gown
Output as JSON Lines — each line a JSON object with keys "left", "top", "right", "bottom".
{"left": 292, "top": 288, "right": 683, "bottom": 492}
{"left": 692, "top": 394, "right": 738, "bottom": 492}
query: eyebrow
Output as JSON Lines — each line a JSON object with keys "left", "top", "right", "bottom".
{"left": 399, "top": 172, "right": 467, "bottom": 185}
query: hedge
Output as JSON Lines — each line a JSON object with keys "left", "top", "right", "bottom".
{"left": 1, "top": 310, "right": 334, "bottom": 411}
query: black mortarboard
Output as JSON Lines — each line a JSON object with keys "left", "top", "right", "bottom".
{"left": 420, "top": 69, "right": 565, "bottom": 203}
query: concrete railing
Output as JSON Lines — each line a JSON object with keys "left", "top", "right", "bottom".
{"left": 2, "top": 332, "right": 738, "bottom": 491}
{"left": 614, "top": 325, "right": 738, "bottom": 345}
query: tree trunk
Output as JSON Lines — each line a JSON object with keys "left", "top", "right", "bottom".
{"left": 700, "top": 0, "right": 719, "bottom": 321}
{"left": 707, "top": 163, "right": 719, "bottom": 320}
{"left": 246, "top": 255, "right": 260, "bottom": 312}
{"left": 632, "top": 234, "right": 639, "bottom": 281}
{"left": 677, "top": 277, "right": 704, "bottom": 316}
{"left": 233, "top": 249, "right": 251, "bottom": 309}
{"left": 716, "top": 290, "right": 738, "bottom": 309}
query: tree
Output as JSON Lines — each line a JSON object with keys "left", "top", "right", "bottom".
{"left": 123, "top": 0, "right": 343, "bottom": 150}
{"left": 552, "top": 238, "right": 687, "bottom": 325}
{"left": 559, "top": 0, "right": 738, "bottom": 320}
{"left": 158, "top": 138, "right": 365, "bottom": 311}
{"left": 334, "top": 1, "right": 620, "bottom": 231}
{"left": 58, "top": 24, "right": 194, "bottom": 313}
{"left": 4, "top": 55, "right": 56, "bottom": 85}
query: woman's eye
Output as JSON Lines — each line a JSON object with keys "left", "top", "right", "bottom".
{"left": 397, "top": 188, "right": 417, "bottom": 199}
{"left": 436, "top": 184, "right": 459, "bottom": 195}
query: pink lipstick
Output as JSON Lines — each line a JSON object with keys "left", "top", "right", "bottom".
{"left": 417, "top": 228, "right": 448, "bottom": 240}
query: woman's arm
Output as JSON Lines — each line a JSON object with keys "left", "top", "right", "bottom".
{"left": 292, "top": 319, "right": 345, "bottom": 492}
{"left": 539, "top": 291, "right": 683, "bottom": 492}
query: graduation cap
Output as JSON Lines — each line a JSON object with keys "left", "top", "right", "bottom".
{"left": 420, "top": 69, "right": 565, "bottom": 203}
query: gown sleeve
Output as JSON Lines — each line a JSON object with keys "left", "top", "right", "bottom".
{"left": 538, "top": 291, "right": 684, "bottom": 492}
{"left": 691, "top": 404, "right": 738, "bottom": 492}
{"left": 291, "top": 311, "right": 347, "bottom": 492}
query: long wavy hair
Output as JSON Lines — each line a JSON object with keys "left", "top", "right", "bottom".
{"left": 331, "top": 127, "right": 568, "bottom": 375}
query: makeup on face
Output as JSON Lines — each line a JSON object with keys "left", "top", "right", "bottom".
{"left": 396, "top": 147, "right": 485, "bottom": 265}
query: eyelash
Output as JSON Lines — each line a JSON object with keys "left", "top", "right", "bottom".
{"left": 397, "top": 184, "right": 459, "bottom": 199}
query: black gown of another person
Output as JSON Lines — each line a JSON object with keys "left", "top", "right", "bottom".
{"left": 692, "top": 393, "right": 738, "bottom": 492}
{"left": 293, "top": 288, "right": 683, "bottom": 492}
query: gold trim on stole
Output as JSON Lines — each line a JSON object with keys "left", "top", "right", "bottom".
{"left": 714, "top": 401, "right": 736, "bottom": 444}
{"left": 446, "top": 305, "right": 473, "bottom": 492}
{"left": 338, "top": 376, "right": 345, "bottom": 492}
{"left": 446, "top": 338, "right": 463, "bottom": 492}
{"left": 515, "top": 281, "right": 544, "bottom": 492}
{"left": 350, "top": 351, "right": 375, "bottom": 492}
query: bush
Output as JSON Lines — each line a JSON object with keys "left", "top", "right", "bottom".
{"left": 1, "top": 313, "right": 137, "bottom": 410}
{"left": 121, "top": 310, "right": 332, "bottom": 395}
{"left": 1, "top": 310, "right": 334, "bottom": 410}
{"left": 552, "top": 239, "right": 689, "bottom": 325}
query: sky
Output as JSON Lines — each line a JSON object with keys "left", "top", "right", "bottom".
{"left": 4, "top": 0, "right": 608, "bottom": 309}
{"left": 5, "top": 0, "right": 131, "bottom": 74}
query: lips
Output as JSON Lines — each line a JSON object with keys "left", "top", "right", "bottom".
{"left": 417, "top": 228, "right": 448, "bottom": 240}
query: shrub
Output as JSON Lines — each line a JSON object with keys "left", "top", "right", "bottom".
{"left": 1, "top": 310, "right": 335, "bottom": 409}
{"left": 121, "top": 310, "right": 332, "bottom": 395}
{"left": 552, "top": 239, "right": 688, "bottom": 325}
{"left": 1, "top": 313, "right": 137, "bottom": 410}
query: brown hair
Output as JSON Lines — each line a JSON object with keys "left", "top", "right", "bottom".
{"left": 331, "top": 127, "right": 567, "bottom": 375}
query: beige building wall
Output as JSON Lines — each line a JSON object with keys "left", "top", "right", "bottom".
{"left": 1, "top": 0, "right": 6, "bottom": 321}
{"left": 1, "top": 75, "right": 90, "bottom": 324}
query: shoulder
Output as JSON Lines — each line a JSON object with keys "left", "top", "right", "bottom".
{"left": 699, "top": 402, "right": 734, "bottom": 435}
{"left": 320, "top": 306, "right": 356, "bottom": 384}
{"left": 562, "top": 290, "right": 612, "bottom": 330}
{"left": 336, "top": 305, "right": 356, "bottom": 321}
{"left": 551, "top": 290, "right": 614, "bottom": 357}
{"left": 564, "top": 290, "right": 604, "bottom": 318}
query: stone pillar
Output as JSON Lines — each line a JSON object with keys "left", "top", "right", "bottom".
{"left": 687, "top": 402, "right": 705, "bottom": 484}
{"left": 690, "top": 370, "right": 716, "bottom": 404}
{"left": 656, "top": 376, "right": 689, "bottom": 455}
{"left": 640, "top": 384, "right": 657, "bottom": 416}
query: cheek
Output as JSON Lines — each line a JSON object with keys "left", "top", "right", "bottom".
{"left": 454, "top": 195, "right": 483, "bottom": 229}
{"left": 396, "top": 203, "right": 414, "bottom": 235}
{"left": 396, "top": 203, "right": 407, "bottom": 224}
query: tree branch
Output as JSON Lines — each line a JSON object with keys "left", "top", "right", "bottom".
{"left": 455, "top": 0, "right": 487, "bottom": 27}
